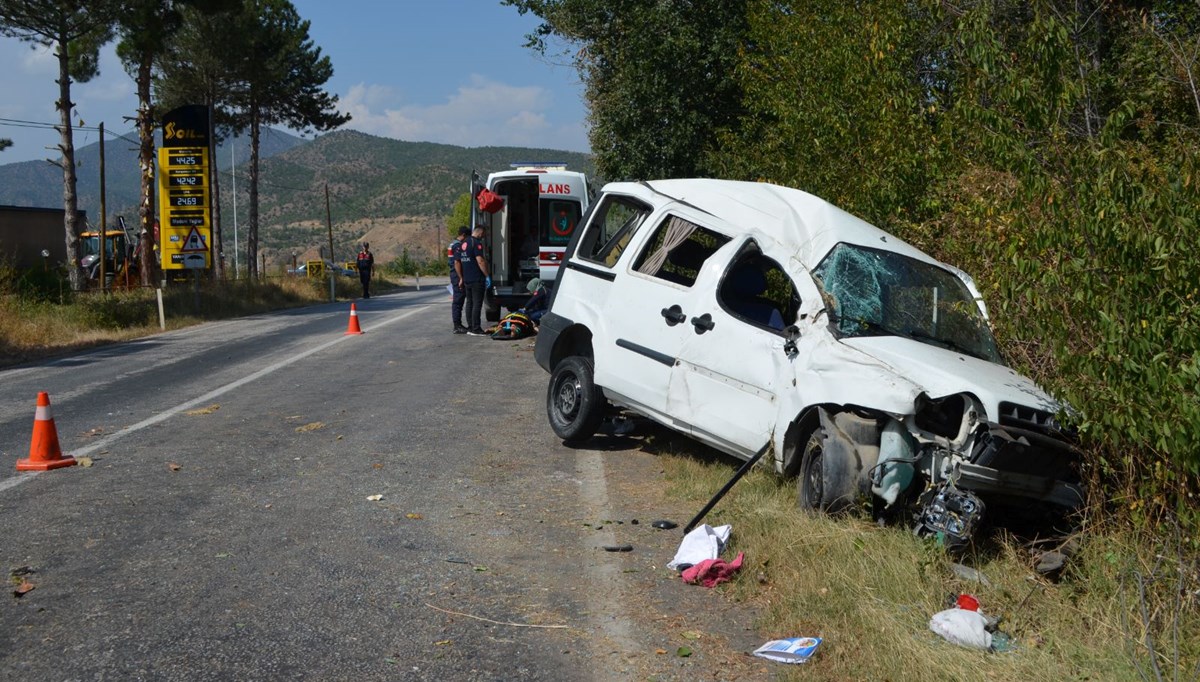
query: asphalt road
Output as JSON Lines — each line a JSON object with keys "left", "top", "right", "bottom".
{"left": 0, "top": 288, "right": 763, "bottom": 681}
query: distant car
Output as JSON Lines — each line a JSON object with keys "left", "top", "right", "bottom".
{"left": 291, "top": 261, "right": 356, "bottom": 277}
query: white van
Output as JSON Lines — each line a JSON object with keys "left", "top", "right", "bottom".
{"left": 535, "top": 179, "right": 1082, "bottom": 546}
{"left": 471, "top": 163, "right": 590, "bottom": 317}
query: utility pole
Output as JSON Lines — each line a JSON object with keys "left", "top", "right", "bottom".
{"left": 325, "top": 183, "right": 335, "bottom": 302}
{"left": 99, "top": 121, "right": 107, "bottom": 292}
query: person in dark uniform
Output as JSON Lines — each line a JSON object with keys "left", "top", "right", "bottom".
{"left": 356, "top": 243, "right": 374, "bottom": 299}
{"left": 454, "top": 224, "right": 491, "bottom": 336}
{"left": 448, "top": 226, "right": 469, "bottom": 333}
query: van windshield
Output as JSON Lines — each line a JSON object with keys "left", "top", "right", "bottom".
{"left": 812, "top": 243, "right": 1003, "bottom": 364}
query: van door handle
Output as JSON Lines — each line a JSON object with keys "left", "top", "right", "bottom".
{"left": 661, "top": 305, "right": 686, "bottom": 326}
{"left": 690, "top": 313, "right": 715, "bottom": 334}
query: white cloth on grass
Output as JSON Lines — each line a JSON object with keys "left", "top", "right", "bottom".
{"left": 667, "top": 524, "right": 731, "bottom": 571}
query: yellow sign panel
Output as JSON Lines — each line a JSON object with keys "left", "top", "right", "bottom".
{"left": 157, "top": 146, "right": 212, "bottom": 270}
{"left": 305, "top": 260, "right": 325, "bottom": 278}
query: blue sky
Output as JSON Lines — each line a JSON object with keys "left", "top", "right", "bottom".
{"left": 0, "top": 1, "right": 589, "bottom": 164}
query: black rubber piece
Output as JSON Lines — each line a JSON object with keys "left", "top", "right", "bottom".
{"left": 651, "top": 520, "right": 678, "bottom": 530}
{"left": 602, "top": 544, "right": 634, "bottom": 552}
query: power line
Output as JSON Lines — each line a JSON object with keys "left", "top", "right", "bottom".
{"left": 0, "top": 115, "right": 105, "bottom": 132}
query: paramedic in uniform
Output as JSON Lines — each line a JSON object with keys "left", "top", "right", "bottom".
{"left": 448, "top": 226, "right": 468, "bottom": 333}
{"left": 454, "top": 224, "right": 491, "bottom": 336}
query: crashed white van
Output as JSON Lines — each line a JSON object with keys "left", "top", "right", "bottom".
{"left": 534, "top": 179, "right": 1082, "bottom": 544}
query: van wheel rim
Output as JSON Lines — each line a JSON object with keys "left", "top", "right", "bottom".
{"left": 804, "top": 448, "right": 823, "bottom": 506}
{"left": 555, "top": 374, "right": 580, "bottom": 420}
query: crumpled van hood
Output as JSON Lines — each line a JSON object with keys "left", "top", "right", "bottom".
{"left": 840, "top": 336, "right": 1061, "bottom": 417}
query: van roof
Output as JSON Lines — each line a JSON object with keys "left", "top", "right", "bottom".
{"left": 608, "top": 178, "right": 939, "bottom": 269}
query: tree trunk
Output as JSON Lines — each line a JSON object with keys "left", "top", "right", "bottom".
{"left": 208, "top": 98, "right": 224, "bottom": 281}
{"left": 247, "top": 106, "right": 260, "bottom": 279}
{"left": 56, "top": 24, "right": 84, "bottom": 292}
{"left": 137, "top": 49, "right": 158, "bottom": 287}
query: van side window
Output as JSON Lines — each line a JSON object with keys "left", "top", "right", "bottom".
{"left": 718, "top": 247, "right": 798, "bottom": 331}
{"left": 633, "top": 215, "right": 731, "bottom": 288}
{"left": 577, "top": 195, "right": 652, "bottom": 268}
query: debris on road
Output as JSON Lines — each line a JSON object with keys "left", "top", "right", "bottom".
{"left": 424, "top": 603, "right": 570, "bottom": 629}
{"left": 185, "top": 404, "right": 220, "bottom": 416}
{"left": 366, "top": 494, "right": 383, "bottom": 501}
{"left": 602, "top": 544, "right": 633, "bottom": 552}
{"left": 667, "top": 524, "right": 731, "bottom": 571}
{"left": 752, "top": 637, "right": 822, "bottom": 664}
{"left": 651, "top": 520, "right": 678, "bottom": 530}
{"left": 682, "top": 552, "right": 744, "bottom": 587}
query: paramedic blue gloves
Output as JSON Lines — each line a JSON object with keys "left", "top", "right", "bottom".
{"left": 485, "top": 276, "right": 492, "bottom": 289}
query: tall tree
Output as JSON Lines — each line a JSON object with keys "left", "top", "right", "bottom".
{"left": 227, "top": 0, "right": 349, "bottom": 278}
{"left": 0, "top": 0, "right": 117, "bottom": 291}
{"left": 503, "top": 0, "right": 747, "bottom": 180}
{"left": 153, "top": 2, "right": 242, "bottom": 279}
{"left": 116, "top": 0, "right": 234, "bottom": 284}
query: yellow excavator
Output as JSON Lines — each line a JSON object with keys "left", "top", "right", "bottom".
{"left": 79, "top": 217, "right": 137, "bottom": 288}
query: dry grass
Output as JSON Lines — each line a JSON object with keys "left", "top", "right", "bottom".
{"left": 0, "top": 273, "right": 393, "bottom": 368}
{"left": 659, "top": 454, "right": 1198, "bottom": 681}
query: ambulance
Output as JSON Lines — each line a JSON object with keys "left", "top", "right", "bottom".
{"left": 470, "top": 162, "right": 590, "bottom": 319}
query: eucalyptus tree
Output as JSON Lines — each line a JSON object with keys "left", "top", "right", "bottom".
{"left": 225, "top": 0, "right": 348, "bottom": 278}
{"left": 0, "top": 0, "right": 118, "bottom": 290}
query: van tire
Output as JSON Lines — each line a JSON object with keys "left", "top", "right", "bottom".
{"left": 547, "top": 356, "right": 605, "bottom": 442}
{"left": 796, "top": 425, "right": 857, "bottom": 514}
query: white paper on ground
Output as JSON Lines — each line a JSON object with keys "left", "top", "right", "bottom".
{"left": 752, "top": 637, "right": 822, "bottom": 664}
{"left": 667, "top": 524, "right": 732, "bottom": 570}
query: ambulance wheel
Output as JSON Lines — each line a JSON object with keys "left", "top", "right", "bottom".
{"left": 547, "top": 356, "right": 605, "bottom": 442}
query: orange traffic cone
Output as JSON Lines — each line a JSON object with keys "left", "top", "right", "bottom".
{"left": 344, "top": 302, "right": 364, "bottom": 335}
{"left": 16, "top": 392, "right": 76, "bottom": 471}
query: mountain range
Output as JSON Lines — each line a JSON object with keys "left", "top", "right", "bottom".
{"left": 0, "top": 128, "right": 595, "bottom": 269}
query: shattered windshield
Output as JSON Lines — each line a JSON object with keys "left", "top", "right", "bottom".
{"left": 812, "top": 243, "right": 1003, "bottom": 364}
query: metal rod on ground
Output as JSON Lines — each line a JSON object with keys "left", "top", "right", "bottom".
{"left": 682, "top": 441, "right": 772, "bottom": 534}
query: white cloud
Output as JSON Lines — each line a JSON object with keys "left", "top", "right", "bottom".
{"left": 18, "top": 42, "right": 57, "bottom": 75}
{"left": 338, "top": 74, "right": 588, "bottom": 152}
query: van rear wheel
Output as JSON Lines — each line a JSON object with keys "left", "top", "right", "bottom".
{"left": 547, "top": 356, "right": 605, "bottom": 442}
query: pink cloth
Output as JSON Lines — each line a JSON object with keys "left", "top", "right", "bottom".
{"left": 681, "top": 552, "right": 744, "bottom": 587}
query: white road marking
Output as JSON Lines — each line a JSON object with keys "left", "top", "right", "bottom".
{"left": 0, "top": 305, "right": 429, "bottom": 494}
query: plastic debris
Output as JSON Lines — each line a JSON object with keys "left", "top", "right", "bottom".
{"left": 929, "top": 607, "right": 992, "bottom": 650}
{"left": 651, "top": 520, "right": 678, "bottom": 530}
{"left": 752, "top": 637, "right": 822, "bottom": 664}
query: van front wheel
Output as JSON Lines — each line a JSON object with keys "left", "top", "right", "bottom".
{"left": 547, "top": 356, "right": 605, "bottom": 442}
